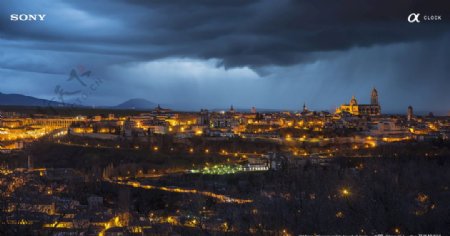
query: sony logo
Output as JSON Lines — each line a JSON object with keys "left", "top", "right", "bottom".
{"left": 10, "top": 14, "right": 46, "bottom": 21}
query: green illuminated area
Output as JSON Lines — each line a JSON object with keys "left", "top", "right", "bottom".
{"left": 190, "top": 164, "right": 243, "bottom": 175}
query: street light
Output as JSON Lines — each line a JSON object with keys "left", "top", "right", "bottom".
{"left": 341, "top": 188, "right": 350, "bottom": 197}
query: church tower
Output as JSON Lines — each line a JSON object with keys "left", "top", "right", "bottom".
{"left": 371, "top": 87, "right": 379, "bottom": 105}
{"left": 407, "top": 105, "right": 414, "bottom": 121}
{"left": 229, "top": 105, "right": 235, "bottom": 113}
{"left": 350, "top": 95, "right": 358, "bottom": 106}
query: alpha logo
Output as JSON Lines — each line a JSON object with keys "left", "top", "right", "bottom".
{"left": 408, "top": 13, "right": 420, "bottom": 23}
{"left": 10, "top": 14, "right": 46, "bottom": 21}
{"left": 408, "top": 13, "right": 443, "bottom": 23}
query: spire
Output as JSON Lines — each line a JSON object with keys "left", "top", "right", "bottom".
{"left": 371, "top": 87, "right": 379, "bottom": 105}
{"left": 350, "top": 95, "right": 357, "bottom": 106}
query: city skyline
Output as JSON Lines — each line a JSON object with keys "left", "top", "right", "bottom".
{"left": 1, "top": 0, "right": 450, "bottom": 113}
{"left": 0, "top": 87, "right": 446, "bottom": 116}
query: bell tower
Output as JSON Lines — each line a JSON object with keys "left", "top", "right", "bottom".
{"left": 371, "top": 87, "right": 378, "bottom": 105}
{"left": 407, "top": 105, "right": 414, "bottom": 121}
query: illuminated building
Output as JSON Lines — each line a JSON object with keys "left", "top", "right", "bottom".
{"left": 336, "top": 88, "right": 381, "bottom": 116}
{"left": 33, "top": 117, "right": 80, "bottom": 128}
{"left": 369, "top": 118, "right": 408, "bottom": 136}
{"left": 243, "top": 156, "right": 269, "bottom": 171}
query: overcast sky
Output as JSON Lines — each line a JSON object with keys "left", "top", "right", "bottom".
{"left": 1, "top": 0, "right": 449, "bottom": 114}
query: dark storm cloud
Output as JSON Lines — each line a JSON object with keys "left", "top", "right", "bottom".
{"left": 1, "top": 0, "right": 449, "bottom": 113}
{"left": 1, "top": 0, "right": 450, "bottom": 68}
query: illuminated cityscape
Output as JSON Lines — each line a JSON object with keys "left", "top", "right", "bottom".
{"left": 1, "top": 87, "right": 449, "bottom": 235}
{"left": 1, "top": 0, "right": 450, "bottom": 235}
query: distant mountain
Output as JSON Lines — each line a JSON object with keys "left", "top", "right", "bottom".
{"left": 114, "top": 98, "right": 157, "bottom": 110}
{"left": 0, "top": 92, "right": 61, "bottom": 107}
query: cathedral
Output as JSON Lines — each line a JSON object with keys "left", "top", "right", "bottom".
{"left": 336, "top": 88, "right": 381, "bottom": 116}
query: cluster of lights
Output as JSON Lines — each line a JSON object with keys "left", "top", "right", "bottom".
{"left": 190, "top": 164, "right": 242, "bottom": 175}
